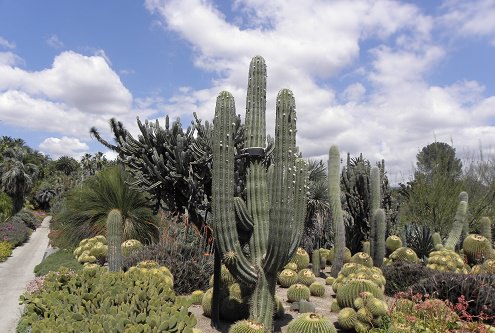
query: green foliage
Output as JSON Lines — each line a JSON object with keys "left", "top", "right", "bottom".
{"left": 11, "top": 208, "right": 40, "bottom": 229}
{"left": 0, "top": 241, "right": 13, "bottom": 262}
{"left": 0, "top": 217, "right": 29, "bottom": 246}
{"left": 52, "top": 165, "right": 159, "bottom": 248}
{"left": 287, "top": 313, "right": 337, "bottom": 333}
{"left": 54, "top": 156, "right": 80, "bottom": 176}
{"left": 0, "top": 191, "right": 13, "bottom": 222}
{"left": 404, "top": 224, "right": 434, "bottom": 262}
{"left": 34, "top": 249, "right": 82, "bottom": 276}
{"left": 17, "top": 267, "right": 197, "bottom": 333}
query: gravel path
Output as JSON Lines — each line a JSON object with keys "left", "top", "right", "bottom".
{"left": 0, "top": 216, "right": 51, "bottom": 333}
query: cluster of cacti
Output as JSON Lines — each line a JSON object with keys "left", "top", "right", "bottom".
{"left": 471, "top": 258, "right": 495, "bottom": 274}
{"left": 18, "top": 266, "right": 197, "bottom": 332}
{"left": 386, "top": 247, "right": 419, "bottom": 264}
{"left": 73, "top": 235, "right": 107, "bottom": 265}
{"left": 210, "top": 56, "right": 308, "bottom": 329}
{"left": 127, "top": 260, "right": 174, "bottom": 287}
{"left": 332, "top": 263, "right": 386, "bottom": 313}
{"left": 121, "top": 239, "right": 143, "bottom": 256}
{"left": 203, "top": 265, "right": 249, "bottom": 321}
{"left": 338, "top": 291, "right": 388, "bottom": 332}
{"left": 462, "top": 233, "right": 493, "bottom": 265}
{"left": 426, "top": 248, "right": 468, "bottom": 273}
{"left": 286, "top": 313, "right": 337, "bottom": 333}
{"left": 323, "top": 246, "right": 352, "bottom": 265}
{"left": 290, "top": 247, "right": 310, "bottom": 270}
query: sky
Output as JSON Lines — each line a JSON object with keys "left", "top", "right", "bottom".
{"left": 1, "top": 0, "right": 495, "bottom": 184}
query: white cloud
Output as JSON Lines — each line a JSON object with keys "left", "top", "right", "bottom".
{"left": 46, "top": 34, "right": 64, "bottom": 49}
{"left": 39, "top": 136, "right": 89, "bottom": 159}
{"left": 144, "top": 0, "right": 495, "bottom": 184}
{"left": 0, "top": 52, "right": 23, "bottom": 66}
{"left": 0, "top": 36, "right": 15, "bottom": 49}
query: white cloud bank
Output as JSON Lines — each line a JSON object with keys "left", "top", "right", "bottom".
{"left": 145, "top": 0, "right": 495, "bottom": 183}
{"left": 39, "top": 136, "right": 89, "bottom": 159}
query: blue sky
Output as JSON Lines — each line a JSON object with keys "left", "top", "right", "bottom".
{"left": 1, "top": 0, "right": 495, "bottom": 183}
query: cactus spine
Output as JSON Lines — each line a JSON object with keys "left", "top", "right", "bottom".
{"left": 212, "top": 56, "right": 308, "bottom": 330}
{"left": 329, "top": 145, "right": 345, "bottom": 277}
{"left": 107, "top": 209, "right": 123, "bottom": 272}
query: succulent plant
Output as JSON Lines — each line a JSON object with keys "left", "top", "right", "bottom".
{"left": 191, "top": 290, "right": 204, "bottom": 305}
{"left": 287, "top": 284, "right": 311, "bottom": 303}
{"left": 330, "top": 300, "right": 341, "bottom": 312}
{"left": 463, "top": 234, "right": 493, "bottom": 265}
{"left": 284, "top": 262, "right": 298, "bottom": 271}
{"left": 338, "top": 307, "right": 358, "bottom": 330}
{"left": 325, "top": 276, "right": 335, "bottom": 285}
{"left": 388, "top": 247, "right": 418, "bottom": 264}
{"left": 287, "top": 313, "right": 337, "bottom": 333}
{"left": 326, "top": 247, "right": 352, "bottom": 265}
{"left": 445, "top": 197, "right": 468, "bottom": 251}
{"left": 350, "top": 252, "right": 373, "bottom": 267}
{"left": 297, "top": 268, "right": 316, "bottom": 286}
{"left": 479, "top": 217, "right": 493, "bottom": 244}
{"left": 311, "top": 249, "right": 321, "bottom": 275}
{"left": 228, "top": 320, "right": 265, "bottom": 333}
{"left": 309, "top": 282, "right": 325, "bottom": 297}
{"left": 107, "top": 209, "right": 123, "bottom": 272}
{"left": 278, "top": 269, "right": 299, "bottom": 288}
{"left": 202, "top": 288, "right": 213, "bottom": 317}
{"left": 427, "top": 248, "right": 468, "bottom": 273}
{"left": 121, "top": 239, "right": 143, "bottom": 257}
{"left": 290, "top": 247, "right": 310, "bottom": 270}
{"left": 336, "top": 279, "right": 384, "bottom": 309}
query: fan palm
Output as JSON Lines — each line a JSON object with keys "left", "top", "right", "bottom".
{"left": 0, "top": 147, "right": 38, "bottom": 214}
{"left": 54, "top": 165, "right": 159, "bottom": 247}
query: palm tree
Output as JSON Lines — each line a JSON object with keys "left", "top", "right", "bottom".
{"left": 0, "top": 147, "right": 38, "bottom": 214}
{"left": 53, "top": 165, "right": 159, "bottom": 247}
{"left": 55, "top": 156, "right": 79, "bottom": 176}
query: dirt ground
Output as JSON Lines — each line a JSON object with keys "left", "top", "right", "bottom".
{"left": 189, "top": 266, "right": 340, "bottom": 333}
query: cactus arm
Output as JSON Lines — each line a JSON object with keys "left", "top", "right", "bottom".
{"left": 288, "top": 158, "right": 309, "bottom": 258}
{"left": 264, "top": 89, "right": 298, "bottom": 273}
{"left": 445, "top": 200, "right": 468, "bottom": 250}
{"left": 373, "top": 208, "right": 386, "bottom": 267}
{"left": 212, "top": 91, "right": 257, "bottom": 285}
{"left": 480, "top": 217, "right": 492, "bottom": 243}
{"left": 329, "top": 145, "right": 346, "bottom": 277}
{"left": 234, "top": 196, "right": 254, "bottom": 232}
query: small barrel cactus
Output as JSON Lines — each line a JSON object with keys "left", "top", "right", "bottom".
{"left": 228, "top": 320, "right": 265, "bottom": 333}
{"left": 385, "top": 235, "right": 403, "bottom": 253}
{"left": 190, "top": 290, "right": 204, "bottom": 305}
{"left": 463, "top": 234, "right": 493, "bottom": 265}
{"left": 290, "top": 247, "right": 310, "bottom": 270}
{"left": 278, "top": 269, "right": 298, "bottom": 288}
{"left": 336, "top": 279, "right": 384, "bottom": 308}
{"left": 287, "top": 284, "right": 311, "bottom": 303}
{"left": 297, "top": 268, "right": 316, "bottom": 286}
{"left": 338, "top": 307, "right": 357, "bottom": 330}
{"left": 121, "top": 239, "right": 142, "bottom": 257}
{"left": 388, "top": 247, "right": 418, "bottom": 264}
{"left": 309, "top": 282, "right": 325, "bottom": 297}
{"left": 427, "top": 248, "right": 467, "bottom": 273}
{"left": 287, "top": 313, "right": 337, "bottom": 333}
{"left": 350, "top": 252, "right": 373, "bottom": 267}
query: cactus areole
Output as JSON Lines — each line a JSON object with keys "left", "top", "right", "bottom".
{"left": 211, "top": 56, "right": 308, "bottom": 330}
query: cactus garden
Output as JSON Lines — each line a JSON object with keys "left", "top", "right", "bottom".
{"left": 1, "top": 55, "right": 495, "bottom": 333}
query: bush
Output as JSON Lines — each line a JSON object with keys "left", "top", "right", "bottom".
{"left": 0, "top": 191, "right": 13, "bottom": 222}
{"left": 11, "top": 209, "right": 40, "bottom": 229}
{"left": 0, "top": 218, "right": 29, "bottom": 246}
{"left": 409, "top": 272, "right": 495, "bottom": 323}
{"left": 0, "top": 241, "right": 13, "bottom": 262}
{"left": 34, "top": 249, "right": 83, "bottom": 276}
{"left": 17, "top": 268, "right": 197, "bottom": 332}
{"left": 124, "top": 214, "right": 214, "bottom": 295}
{"left": 382, "top": 261, "right": 437, "bottom": 296}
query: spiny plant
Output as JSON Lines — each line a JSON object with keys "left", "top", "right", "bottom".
{"left": 107, "top": 209, "right": 123, "bottom": 272}
{"left": 328, "top": 145, "right": 345, "bottom": 277}
{"left": 211, "top": 55, "right": 308, "bottom": 330}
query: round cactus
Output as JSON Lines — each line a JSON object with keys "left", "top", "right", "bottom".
{"left": 290, "top": 247, "right": 310, "bottom": 270}
{"left": 330, "top": 300, "right": 340, "bottom": 312}
{"left": 336, "top": 279, "right": 384, "bottom": 308}
{"left": 327, "top": 247, "right": 352, "bottom": 264}
{"left": 463, "top": 234, "right": 493, "bottom": 264}
{"left": 202, "top": 288, "right": 213, "bottom": 317}
{"left": 388, "top": 247, "right": 418, "bottom": 264}
{"left": 228, "top": 320, "right": 265, "bottom": 333}
{"left": 284, "top": 262, "right": 298, "bottom": 271}
{"left": 354, "top": 320, "right": 371, "bottom": 333}
{"left": 121, "top": 239, "right": 143, "bottom": 256}
{"left": 385, "top": 235, "right": 403, "bottom": 253}
{"left": 136, "top": 260, "right": 160, "bottom": 269}
{"left": 278, "top": 269, "right": 299, "bottom": 288}
{"left": 325, "top": 276, "right": 335, "bottom": 285}
{"left": 287, "top": 284, "right": 310, "bottom": 303}
{"left": 350, "top": 252, "right": 373, "bottom": 267}
{"left": 297, "top": 268, "right": 316, "bottom": 286}
{"left": 356, "top": 307, "right": 373, "bottom": 323}
{"left": 365, "top": 297, "right": 388, "bottom": 317}
{"left": 221, "top": 264, "right": 237, "bottom": 285}
{"left": 309, "top": 282, "right": 325, "bottom": 297}
{"left": 337, "top": 307, "right": 357, "bottom": 330}
{"left": 287, "top": 313, "right": 337, "bottom": 333}
{"left": 427, "top": 248, "right": 468, "bottom": 273}
{"left": 191, "top": 290, "right": 204, "bottom": 305}
{"left": 274, "top": 297, "right": 285, "bottom": 318}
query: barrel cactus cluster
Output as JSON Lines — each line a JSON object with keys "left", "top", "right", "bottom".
{"left": 73, "top": 235, "right": 108, "bottom": 265}
{"left": 338, "top": 291, "right": 388, "bottom": 333}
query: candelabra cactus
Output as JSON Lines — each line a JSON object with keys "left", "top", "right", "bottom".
{"left": 211, "top": 56, "right": 308, "bottom": 330}
{"left": 107, "top": 209, "right": 123, "bottom": 272}
{"left": 329, "top": 145, "right": 346, "bottom": 277}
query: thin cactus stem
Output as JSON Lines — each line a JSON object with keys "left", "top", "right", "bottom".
{"left": 107, "top": 209, "right": 123, "bottom": 272}
{"left": 329, "top": 145, "right": 345, "bottom": 277}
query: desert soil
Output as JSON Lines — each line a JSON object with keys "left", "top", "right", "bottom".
{"left": 189, "top": 266, "right": 340, "bottom": 333}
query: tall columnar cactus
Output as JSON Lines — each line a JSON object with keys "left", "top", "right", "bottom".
{"left": 212, "top": 56, "right": 308, "bottom": 330}
{"left": 107, "top": 209, "right": 123, "bottom": 272}
{"left": 445, "top": 195, "right": 468, "bottom": 251}
{"left": 312, "top": 249, "right": 321, "bottom": 276}
{"left": 459, "top": 191, "right": 469, "bottom": 241}
{"left": 329, "top": 145, "right": 346, "bottom": 277}
{"left": 369, "top": 166, "right": 380, "bottom": 264}
{"left": 373, "top": 208, "right": 385, "bottom": 267}
{"left": 479, "top": 217, "right": 492, "bottom": 244}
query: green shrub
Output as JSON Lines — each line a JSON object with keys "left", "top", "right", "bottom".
{"left": 11, "top": 209, "right": 40, "bottom": 229}
{"left": 34, "top": 249, "right": 83, "bottom": 276}
{"left": 0, "top": 241, "right": 13, "bottom": 262}
{"left": 381, "top": 261, "right": 437, "bottom": 296}
{"left": 17, "top": 267, "right": 197, "bottom": 333}
{"left": 0, "top": 218, "right": 29, "bottom": 246}
{"left": 0, "top": 191, "right": 13, "bottom": 222}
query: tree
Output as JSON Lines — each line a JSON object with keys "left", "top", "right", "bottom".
{"left": 0, "top": 147, "right": 38, "bottom": 214}
{"left": 400, "top": 142, "right": 463, "bottom": 234}
{"left": 53, "top": 165, "right": 159, "bottom": 248}
{"left": 55, "top": 156, "right": 80, "bottom": 176}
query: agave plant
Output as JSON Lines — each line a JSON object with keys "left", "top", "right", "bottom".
{"left": 53, "top": 165, "right": 159, "bottom": 247}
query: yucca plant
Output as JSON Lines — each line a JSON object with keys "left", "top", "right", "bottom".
{"left": 53, "top": 165, "right": 159, "bottom": 248}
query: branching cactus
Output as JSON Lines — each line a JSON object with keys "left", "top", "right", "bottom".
{"left": 212, "top": 56, "right": 308, "bottom": 330}
{"left": 107, "top": 209, "right": 123, "bottom": 272}
{"left": 329, "top": 145, "right": 346, "bottom": 277}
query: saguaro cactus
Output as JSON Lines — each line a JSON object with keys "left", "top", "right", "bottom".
{"left": 328, "top": 145, "right": 345, "bottom": 277}
{"left": 107, "top": 209, "right": 123, "bottom": 272}
{"left": 369, "top": 166, "right": 381, "bottom": 262}
{"left": 212, "top": 56, "right": 308, "bottom": 330}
